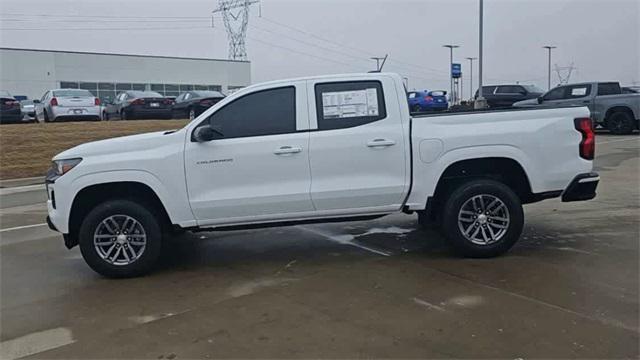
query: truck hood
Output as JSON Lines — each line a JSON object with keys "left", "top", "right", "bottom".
{"left": 512, "top": 98, "right": 540, "bottom": 107}
{"left": 53, "top": 130, "right": 181, "bottom": 160}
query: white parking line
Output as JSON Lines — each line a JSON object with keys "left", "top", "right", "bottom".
{"left": 0, "top": 327, "right": 75, "bottom": 360}
{"left": 0, "top": 184, "right": 45, "bottom": 196}
{"left": 0, "top": 223, "right": 47, "bottom": 232}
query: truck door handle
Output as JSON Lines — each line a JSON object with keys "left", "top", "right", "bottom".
{"left": 273, "top": 146, "right": 302, "bottom": 155}
{"left": 367, "top": 139, "right": 396, "bottom": 147}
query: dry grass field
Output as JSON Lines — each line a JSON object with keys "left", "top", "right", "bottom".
{"left": 0, "top": 120, "right": 189, "bottom": 180}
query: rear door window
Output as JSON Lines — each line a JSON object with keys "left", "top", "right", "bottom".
{"left": 496, "top": 85, "right": 523, "bottom": 94}
{"left": 315, "top": 81, "right": 386, "bottom": 131}
{"left": 597, "top": 83, "right": 621, "bottom": 96}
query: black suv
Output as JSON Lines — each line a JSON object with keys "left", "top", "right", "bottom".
{"left": 474, "top": 84, "right": 544, "bottom": 108}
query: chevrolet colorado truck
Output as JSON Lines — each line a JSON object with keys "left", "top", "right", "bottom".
{"left": 514, "top": 82, "right": 640, "bottom": 135}
{"left": 46, "top": 73, "right": 599, "bottom": 277}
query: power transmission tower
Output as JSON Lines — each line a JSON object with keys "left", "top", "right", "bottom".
{"left": 554, "top": 63, "right": 576, "bottom": 86}
{"left": 212, "top": 0, "right": 260, "bottom": 61}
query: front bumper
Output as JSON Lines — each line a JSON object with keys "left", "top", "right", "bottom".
{"left": 561, "top": 172, "right": 599, "bottom": 202}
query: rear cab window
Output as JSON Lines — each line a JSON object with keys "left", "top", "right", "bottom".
{"left": 314, "top": 81, "right": 386, "bottom": 130}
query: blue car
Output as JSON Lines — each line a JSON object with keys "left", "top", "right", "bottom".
{"left": 408, "top": 90, "right": 448, "bottom": 113}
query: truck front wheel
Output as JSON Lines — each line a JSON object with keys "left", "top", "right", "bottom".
{"left": 441, "top": 179, "right": 524, "bottom": 258}
{"left": 606, "top": 111, "right": 635, "bottom": 135}
{"left": 78, "top": 199, "right": 163, "bottom": 278}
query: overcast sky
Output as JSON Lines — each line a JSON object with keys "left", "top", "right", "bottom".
{"left": 0, "top": 0, "right": 638, "bottom": 92}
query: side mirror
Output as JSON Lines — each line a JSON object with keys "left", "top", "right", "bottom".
{"left": 537, "top": 96, "right": 543, "bottom": 104}
{"left": 193, "top": 124, "right": 223, "bottom": 142}
{"left": 33, "top": 99, "right": 41, "bottom": 104}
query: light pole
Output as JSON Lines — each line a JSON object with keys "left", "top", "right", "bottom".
{"left": 466, "top": 57, "right": 477, "bottom": 100}
{"left": 474, "top": 0, "right": 487, "bottom": 109}
{"left": 443, "top": 44, "right": 459, "bottom": 105}
{"left": 543, "top": 45, "right": 556, "bottom": 90}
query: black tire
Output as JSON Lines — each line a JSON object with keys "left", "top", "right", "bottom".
{"left": 43, "top": 110, "right": 50, "bottom": 123}
{"left": 188, "top": 108, "right": 195, "bottom": 121}
{"left": 606, "top": 111, "right": 635, "bottom": 135}
{"left": 78, "top": 199, "right": 163, "bottom": 278}
{"left": 103, "top": 111, "right": 109, "bottom": 121}
{"left": 441, "top": 179, "right": 524, "bottom": 258}
{"left": 120, "top": 110, "right": 127, "bottom": 121}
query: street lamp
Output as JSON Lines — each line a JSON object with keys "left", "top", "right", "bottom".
{"left": 443, "top": 44, "right": 459, "bottom": 105}
{"left": 474, "top": 0, "right": 487, "bottom": 109}
{"left": 465, "top": 57, "right": 477, "bottom": 100}
{"left": 543, "top": 45, "right": 556, "bottom": 90}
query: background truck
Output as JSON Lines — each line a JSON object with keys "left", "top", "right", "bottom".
{"left": 45, "top": 73, "right": 599, "bottom": 277}
{"left": 514, "top": 82, "right": 640, "bottom": 134}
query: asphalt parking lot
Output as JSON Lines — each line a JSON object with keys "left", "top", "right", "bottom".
{"left": 0, "top": 134, "right": 638, "bottom": 359}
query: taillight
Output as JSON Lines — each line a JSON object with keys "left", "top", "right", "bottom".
{"left": 94, "top": 98, "right": 100, "bottom": 106}
{"left": 574, "top": 117, "right": 595, "bottom": 160}
{"left": 50, "top": 97, "right": 58, "bottom": 106}
{"left": 131, "top": 98, "right": 145, "bottom": 105}
{"left": 4, "top": 100, "right": 19, "bottom": 107}
{"left": 424, "top": 96, "right": 433, "bottom": 102}
{"left": 199, "top": 100, "right": 212, "bottom": 106}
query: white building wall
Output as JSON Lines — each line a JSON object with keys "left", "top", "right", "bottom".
{"left": 0, "top": 48, "right": 251, "bottom": 99}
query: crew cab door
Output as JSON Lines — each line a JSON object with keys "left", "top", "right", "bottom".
{"left": 307, "top": 78, "right": 409, "bottom": 213}
{"left": 184, "top": 82, "right": 314, "bottom": 225}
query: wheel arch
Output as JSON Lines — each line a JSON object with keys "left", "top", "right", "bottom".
{"left": 66, "top": 181, "right": 174, "bottom": 248}
{"left": 424, "top": 156, "right": 534, "bottom": 221}
{"left": 605, "top": 105, "right": 636, "bottom": 123}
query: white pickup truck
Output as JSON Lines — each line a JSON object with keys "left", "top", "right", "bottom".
{"left": 45, "top": 73, "right": 599, "bottom": 277}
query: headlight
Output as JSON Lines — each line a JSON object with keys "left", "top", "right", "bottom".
{"left": 52, "top": 158, "right": 82, "bottom": 176}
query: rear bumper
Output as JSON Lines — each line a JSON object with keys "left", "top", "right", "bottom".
{"left": 51, "top": 105, "right": 101, "bottom": 120}
{"left": 0, "top": 110, "right": 24, "bottom": 123}
{"left": 561, "top": 172, "right": 599, "bottom": 202}
{"left": 128, "top": 108, "right": 173, "bottom": 119}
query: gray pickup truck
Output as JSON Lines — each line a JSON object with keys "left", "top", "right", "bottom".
{"left": 514, "top": 82, "right": 640, "bottom": 134}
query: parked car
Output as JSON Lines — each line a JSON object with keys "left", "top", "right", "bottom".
{"left": 34, "top": 89, "right": 101, "bottom": 122}
{"left": 408, "top": 90, "right": 448, "bottom": 113}
{"left": 513, "top": 82, "right": 640, "bottom": 134}
{"left": 45, "top": 73, "right": 599, "bottom": 277}
{"left": 474, "top": 84, "right": 544, "bottom": 108}
{"left": 103, "top": 91, "right": 173, "bottom": 120}
{"left": 20, "top": 99, "right": 38, "bottom": 122}
{"left": 173, "top": 90, "right": 225, "bottom": 120}
{"left": 0, "top": 90, "right": 24, "bottom": 124}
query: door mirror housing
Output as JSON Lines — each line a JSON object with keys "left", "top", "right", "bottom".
{"left": 537, "top": 96, "right": 543, "bottom": 104}
{"left": 32, "top": 99, "right": 41, "bottom": 104}
{"left": 193, "top": 124, "right": 223, "bottom": 142}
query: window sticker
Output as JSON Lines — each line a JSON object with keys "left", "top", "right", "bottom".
{"left": 572, "top": 87, "right": 587, "bottom": 96}
{"left": 322, "top": 88, "right": 379, "bottom": 119}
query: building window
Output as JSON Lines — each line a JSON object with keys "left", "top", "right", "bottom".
{"left": 116, "top": 83, "right": 132, "bottom": 91}
{"left": 132, "top": 83, "right": 146, "bottom": 91}
{"left": 79, "top": 82, "right": 98, "bottom": 96}
{"left": 208, "top": 85, "right": 222, "bottom": 91}
{"left": 60, "top": 81, "right": 79, "bottom": 89}
{"left": 98, "top": 83, "right": 114, "bottom": 90}
{"left": 179, "top": 84, "right": 194, "bottom": 92}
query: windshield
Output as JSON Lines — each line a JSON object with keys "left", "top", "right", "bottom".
{"left": 523, "top": 85, "right": 544, "bottom": 93}
{"left": 129, "top": 91, "right": 163, "bottom": 98}
{"left": 53, "top": 89, "right": 93, "bottom": 97}
{"left": 193, "top": 91, "right": 224, "bottom": 98}
{"left": 20, "top": 100, "right": 35, "bottom": 105}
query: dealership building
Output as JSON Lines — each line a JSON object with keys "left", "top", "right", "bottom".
{"left": 0, "top": 47, "right": 251, "bottom": 101}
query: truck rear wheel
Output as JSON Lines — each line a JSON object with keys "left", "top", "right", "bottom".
{"left": 441, "top": 179, "right": 523, "bottom": 258}
{"left": 78, "top": 199, "right": 163, "bottom": 278}
{"left": 606, "top": 111, "right": 635, "bottom": 135}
